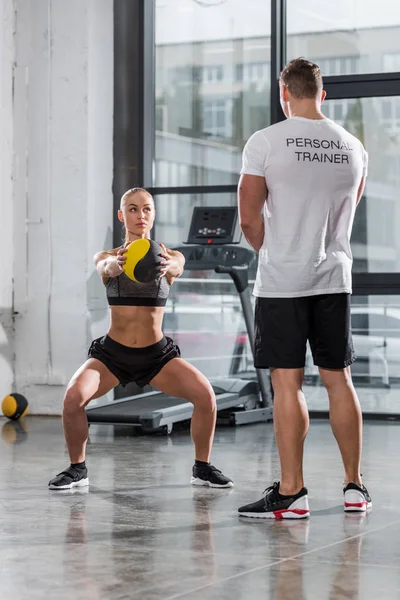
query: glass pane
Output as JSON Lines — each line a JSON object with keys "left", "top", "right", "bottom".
{"left": 305, "top": 296, "right": 400, "bottom": 415}
{"left": 287, "top": 0, "right": 400, "bottom": 76}
{"left": 155, "top": 0, "right": 271, "bottom": 187}
{"left": 155, "top": 192, "right": 257, "bottom": 379}
{"left": 323, "top": 96, "right": 400, "bottom": 273}
{"left": 154, "top": 192, "right": 237, "bottom": 247}
{"left": 164, "top": 276, "right": 254, "bottom": 379}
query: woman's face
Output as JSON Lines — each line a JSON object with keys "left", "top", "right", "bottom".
{"left": 118, "top": 191, "right": 155, "bottom": 240}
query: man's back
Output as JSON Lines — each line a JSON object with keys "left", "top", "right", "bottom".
{"left": 241, "top": 117, "right": 368, "bottom": 297}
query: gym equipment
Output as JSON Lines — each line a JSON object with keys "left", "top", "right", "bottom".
{"left": 123, "top": 238, "right": 163, "bottom": 283}
{"left": 2, "top": 393, "right": 29, "bottom": 420}
{"left": 86, "top": 206, "right": 273, "bottom": 433}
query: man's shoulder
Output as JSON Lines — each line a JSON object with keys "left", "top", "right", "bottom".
{"left": 246, "top": 121, "right": 289, "bottom": 145}
{"left": 324, "top": 120, "right": 365, "bottom": 149}
{"left": 258, "top": 121, "right": 292, "bottom": 135}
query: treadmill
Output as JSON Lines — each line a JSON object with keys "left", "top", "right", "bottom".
{"left": 86, "top": 207, "right": 273, "bottom": 434}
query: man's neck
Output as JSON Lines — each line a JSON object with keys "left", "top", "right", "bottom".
{"left": 289, "top": 102, "right": 325, "bottom": 120}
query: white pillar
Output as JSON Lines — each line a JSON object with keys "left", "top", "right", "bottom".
{"left": 0, "top": 0, "right": 15, "bottom": 402}
{"left": 9, "top": 0, "right": 114, "bottom": 414}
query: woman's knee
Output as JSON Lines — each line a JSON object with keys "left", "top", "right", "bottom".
{"left": 191, "top": 383, "right": 216, "bottom": 412}
{"left": 63, "top": 384, "right": 88, "bottom": 415}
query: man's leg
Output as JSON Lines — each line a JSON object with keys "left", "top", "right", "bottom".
{"left": 238, "top": 298, "right": 310, "bottom": 518}
{"left": 271, "top": 368, "right": 309, "bottom": 495}
{"left": 319, "top": 367, "right": 362, "bottom": 486}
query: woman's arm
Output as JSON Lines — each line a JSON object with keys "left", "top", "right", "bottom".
{"left": 94, "top": 248, "right": 127, "bottom": 283}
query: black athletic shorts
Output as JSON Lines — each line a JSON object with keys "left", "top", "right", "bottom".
{"left": 254, "top": 293, "right": 355, "bottom": 370}
{"left": 88, "top": 335, "right": 181, "bottom": 387}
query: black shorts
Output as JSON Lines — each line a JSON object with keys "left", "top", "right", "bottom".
{"left": 88, "top": 335, "right": 181, "bottom": 387}
{"left": 254, "top": 293, "right": 355, "bottom": 370}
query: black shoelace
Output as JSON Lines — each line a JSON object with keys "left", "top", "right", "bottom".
{"left": 263, "top": 481, "right": 282, "bottom": 506}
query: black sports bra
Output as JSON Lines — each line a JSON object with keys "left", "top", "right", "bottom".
{"left": 106, "top": 272, "right": 170, "bottom": 307}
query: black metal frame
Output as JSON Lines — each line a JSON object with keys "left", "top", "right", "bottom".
{"left": 270, "top": 0, "right": 286, "bottom": 124}
{"left": 113, "top": 0, "right": 155, "bottom": 247}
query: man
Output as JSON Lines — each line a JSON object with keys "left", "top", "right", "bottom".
{"left": 237, "top": 57, "right": 371, "bottom": 519}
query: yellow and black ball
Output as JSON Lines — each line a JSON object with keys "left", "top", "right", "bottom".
{"left": 123, "top": 238, "right": 163, "bottom": 283}
{"left": 1, "top": 393, "right": 29, "bottom": 421}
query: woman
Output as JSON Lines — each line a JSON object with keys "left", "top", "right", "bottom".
{"left": 49, "top": 188, "right": 233, "bottom": 490}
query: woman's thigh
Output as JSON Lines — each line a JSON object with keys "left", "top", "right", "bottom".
{"left": 149, "top": 358, "right": 215, "bottom": 406}
{"left": 65, "top": 358, "right": 119, "bottom": 407}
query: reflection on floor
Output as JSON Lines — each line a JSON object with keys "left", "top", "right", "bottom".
{"left": 1, "top": 416, "right": 399, "bottom": 599}
{"left": 305, "top": 382, "right": 400, "bottom": 416}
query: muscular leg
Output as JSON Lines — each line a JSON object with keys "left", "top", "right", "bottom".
{"left": 271, "top": 368, "right": 309, "bottom": 496}
{"left": 319, "top": 366, "right": 362, "bottom": 486}
{"left": 150, "top": 358, "right": 216, "bottom": 462}
{"left": 63, "top": 359, "right": 118, "bottom": 463}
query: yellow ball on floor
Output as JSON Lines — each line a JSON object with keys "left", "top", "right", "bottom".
{"left": 1, "top": 393, "right": 29, "bottom": 420}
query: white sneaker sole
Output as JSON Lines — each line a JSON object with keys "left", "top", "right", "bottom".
{"left": 238, "top": 495, "right": 310, "bottom": 519}
{"left": 238, "top": 509, "right": 310, "bottom": 519}
{"left": 49, "top": 477, "right": 89, "bottom": 490}
{"left": 344, "top": 489, "right": 372, "bottom": 512}
{"left": 344, "top": 501, "right": 372, "bottom": 512}
{"left": 190, "top": 476, "right": 233, "bottom": 489}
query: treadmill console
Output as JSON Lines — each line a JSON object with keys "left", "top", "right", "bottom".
{"left": 173, "top": 244, "right": 255, "bottom": 270}
{"left": 186, "top": 207, "right": 241, "bottom": 245}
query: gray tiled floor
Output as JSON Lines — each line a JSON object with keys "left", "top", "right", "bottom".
{"left": 1, "top": 415, "right": 399, "bottom": 599}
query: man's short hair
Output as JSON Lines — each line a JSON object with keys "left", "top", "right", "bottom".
{"left": 280, "top": 58, "right": 323, "bottom": 99}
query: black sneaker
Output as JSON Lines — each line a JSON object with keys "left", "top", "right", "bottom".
{"left": 238, "top": 481, "right": 310, "bottom": 519}
{"left": 190, "top": 464, "right": 233, "bottom": 488}
{"left": 48, "top": 465, "right": 89, "bottom": 490}
{"left": 343, "top": 482, "right": 372, "bottom": 512}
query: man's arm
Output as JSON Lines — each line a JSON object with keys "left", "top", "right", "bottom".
{"left": 356, "top": 176, "right": 366, "bottom": 206}
{"left": 238, "top": 174, "right": 268, "bottom": 253}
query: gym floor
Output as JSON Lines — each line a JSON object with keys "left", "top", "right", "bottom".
{"left": 0, "top": 417, "right": 399, "bottom": 600}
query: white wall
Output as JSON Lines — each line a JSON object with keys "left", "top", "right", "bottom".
{"left": 0, "top": 0, "right": 113, "bottom": 414}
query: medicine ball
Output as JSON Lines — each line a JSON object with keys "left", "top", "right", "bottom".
{"left": 1, "top": 393, "right": 29, "bottom": 421}
{"left": 123, "top": 238, "right": 163, "bottom": 283}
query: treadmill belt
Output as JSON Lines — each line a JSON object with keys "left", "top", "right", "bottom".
{"left": 87, "top": 396, "right": 189, "bottom": 423}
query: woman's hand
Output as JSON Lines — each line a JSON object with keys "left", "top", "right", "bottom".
{"left": 105, "top": 248, "right": 127, "bottom": 277}
{"left": 158, "top": 243, "right": 175, "bottom": 278}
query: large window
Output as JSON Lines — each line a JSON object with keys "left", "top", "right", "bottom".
{"left": 287, "top": 0, "right": 400, "bottom": 76}
{"left": 323, "top": 97, "right": 400, "bottom": 273}
{"left": 115, "top": 0, "right": 400, "bottom": 416}
{"left": 155, "top": 0, "right": 272, "bottom": 187}
{"left": 306, "top": 296, "right": 400, "bottom": 415}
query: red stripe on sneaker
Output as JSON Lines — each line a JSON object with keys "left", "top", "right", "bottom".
{"left": 345, "top": 501, "right": 367, "bottom": 508}
{"left": 273, "top": 509, "right": 309, "bottom": 519}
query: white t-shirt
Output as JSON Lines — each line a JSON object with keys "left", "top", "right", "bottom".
{"left": 241, "top": 117, "right": 368, "bottom": 298}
